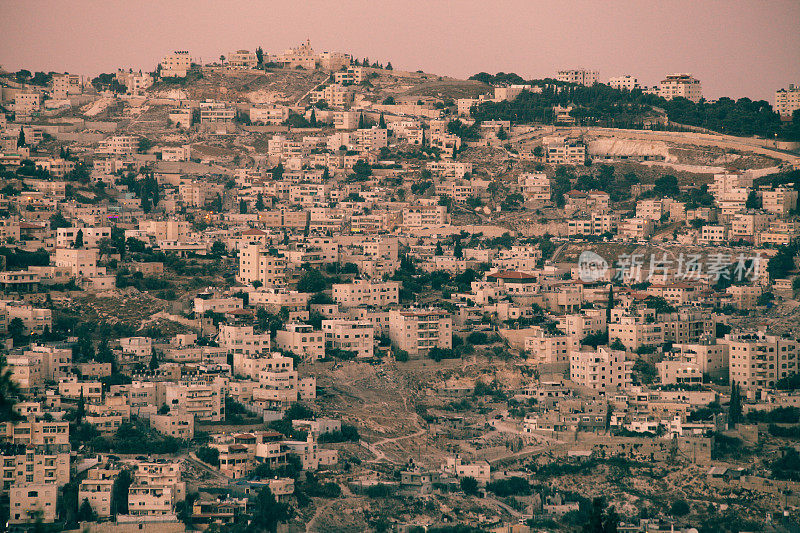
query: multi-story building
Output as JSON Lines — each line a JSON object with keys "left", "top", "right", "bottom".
{"left": 160, "top": 50, "right": 192, "bottom": 77}
{"left": 557, "top": 69, "right": 599, "bottom": 87}
{"left": 544, "top": 137, "right": 586, "bottom": 165}
{"left": 608, "top": 75, "right": 640, "bottom": 91}
{"left": 389, "top": 308, "right": 453, "bottom": 357}
{"left": 78, "top": 466, "right": 119, "bottom": 518}
{"left": 220, "top": 325, "right": 271, "bottom": 359}
{"left": 332, "top": 280, "right": 400, "bottom": 308}
{"left": 609, "top": 315, "right": 664, "bottom": 351}
{"left": 164, "top": 381, "right": 225, "bottom": 422}
{"left": 275, "top": 324, "right": 325, "bottom": 361}
{"left": 775, "top": 84, "right": 800, "bottom": 118}
{"left": 321, "top": 319, "right": 374, "bottom": 359}
{"left": 658, "top": 73, "right": 702, "bottom": 102}
{"left": 55, "top": 226, "right": 111, "bottom": 249}
{"left": 618, "top": 217, "right": 654, "bottom": 241}
{"left": 570, "top": 346, "right": 633, "bottom": 391}
{"left": 524, "top": 329, "right": 569, "bottom": 365}
{"left": 762, "top": 187, "right": 799, "bottom": 215}
{"left": 656, "top": 358, "right": 703, "bottom": 385}
{"left": 0, "top": 446, "right": 70, "bottom": 492}
{"left": 226, "top": 50, "right": 257, "bottom": 69}
{"left": 333, "top": 67, "right": 365, "bottom": 85}
{"left": 200, "top": 100, "right": 236, "bottom": 124}
{"left": 402, "top": 205, "right": 448, "bottom": 227}
{"left": 722, "top": 331, "right": 798, "bottom": 390}
{"left": 250, "top": 104, "right": 289, "bottom": 125}
{"left": 9, "top": 483, "right": 58, "bottom": 524}
{"left": 237, "top": 245, "right": 287, "bottom": 287}
{"left": 97, "top": 135, "right": 138, "bottom": 156}
{"left": 51, "top": 73, "right": 83, "bottom": 99}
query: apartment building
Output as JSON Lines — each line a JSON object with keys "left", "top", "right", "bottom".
{"left": 128, "top": 461, "right": 185, "bottom": 517}
{"left": 775, "top": 84, "right": 800, "bottom": 117}
{"left": 79, "top": 466, "right": 119, "bottom": 518}
{"left": 670, "top": 341, "right": 728, "bottom": 379}
{"left": 608, "top": 75, "right": 640, "bottom": 91}
{"left": 618, "top": 217, "right": 654, "bottom": 241}
{"left": 567, "top": 212, "right": 620, "bottom": 236}
{"left": 13, "top": 92, "right": 42, "bottom": 115}
{"left": 0, "top": 446, "right": 70, "bottom": 492}
{"left": 227, "top": 50, "right": 257, "bottom": 69}
{"left": 51, "top": 73, "right": 83, "bottom": 99}
{"left": 115, "top": 70, "right": 153, "bottom": 96}
{"left": 609, "top": 315, "right": 664, "bottom": 351}
{"left": 0, "top": 301, "right": 52, "bottom": 336}
{"left": 151, "top": 412, "right": 195, "bottom": 440}
{"left": 0, "top": 419, "right": 70, "bottom": 447}
{"left": 237, "top": 245, "right": 287, "bottom": 286}
{"left": 310, "top": 85, "right": 353, "bottom": 108}
{"left": 321, "top": 319, "right": 375, "bottom": 358}
{"left": 658, "top": 74, "right": 702, "bottom": 102}
{"left": 558, "top": 309, "right": 607, "bottom": 350}
{"left": 544, "top": 137, "right": 586, "bottom": 165}
{"left": 220, "top": 325, "right": 270, "bottom": 359}
{"left": 250, "top": 104, "right": 289, "bottom": 125}
{"left": 333, "top": 111, "right": 360, "bottom": 130}
{"left": 333, "top": 67, "right": 365, "bottom": 85}
{"left": 97, "top": 135, "right": 137, "bottom": 156}
{"left": 251, "top": 354, "right": 303, "bottom": 408}
{"left": 524, "top": 329, "right": 569, "bottom": 365}
{"left": 570, "top": 346, "right": 633, "bottom": 391}
{"left": 402, "top": 205, "right": 448, "bottom": 227}
{"left": 722, "top": 331, "right": 798, "bottom": 390}
{"left": 332, "top": 279, "right": 400, "bottom": 308}
{"left": 442, "top": 456, "right": 491, "bottom": 484}
{"left": 389, "top": 308, "right": 453, "bottom": 357}
{"left": 428, "top": 161, "right": 473, "bottom": 179}
{"left": 161, "top": 50, "right": 192, "bottom": 77}
{"left": 55, "top": 226, "right": 111, "bottom": 249}
{"left": 200, "top": 100, "right": 236, "bottom": 124}
{"left": 353, "top": 126, "right": 388, "bottom": 151}
{"left": 275, "top": 323, "right": 325, "bottom": 361}
{"left": 657, "top": 359, "right": 703, "bottom": 385}
{"left": 164, "top": 381, "right": 225, "bottom": 422}
{"left": 9, "top": 483, "right": 58, "bottom": 524}
{"left": 557, "top": 69, "right": 599, "bottom": 87}
{"left": 518, "top": 173, "right": 551, "bottom": 201}
{"left": 762, "top": 187, "right": 799, "bottom": 215}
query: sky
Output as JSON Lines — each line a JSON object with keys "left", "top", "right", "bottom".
{"left": 1, "top": 0, "right": 799, "bottom": 102}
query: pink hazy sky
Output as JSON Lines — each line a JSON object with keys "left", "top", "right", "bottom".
{"left": 1, "top": 0, "right": 798, "bottom": 102}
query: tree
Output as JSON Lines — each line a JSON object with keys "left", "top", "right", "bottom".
{"left": 358, "top": 113, "right": 365, "bottom": 129}
{"left": 729, "top": 380, "right": 742, "bottom": 427}
{"left": 149, "top": 349, "right": 159, "bottom": 371}
{"left": 8, "top": 318, "right": 25, "bottom": 344}
{"left": 386, "top": 62, "right": 393, "bottom": 70}
{"left": 670, "top": 499, "right": 690, "bottom": 516}
{"left": 256, "top": 193, "right": 265, "bottom": 211}
{"left": 111, "top": 469, "right": 133, "bottom": 516}
{"left": 76, "top": 390, "right": 85, "bottom": 425}
{"left": 745, "top": 190, "right": 761, "bottom": 209}
{"left": 497, "top": 126, "right": 508, "bottom": 140}
{"left": 378, "top": 113, "right": 386, "bottom": 128}
{"left": 583, "top": 497, "right": 619, "bottom": 533}
{"left": 251, "top": 486, "right": 291, "bottom": 533}
{"left": 0, "top": 354, "right": 20, "bottom": 421}
{"left": 50, "top": 211, "right": 71, "bottom": 230}
{"left": 454, "top": 240, "right": 463, "bottom": 259}
{"left": 239, "top": 199, "right": 248, "bottom": 214}
{"left": 309, "top": 108, "right": 317, "bottom": 127}
{"left": 219, "top": 55, "right": 226, "bottom": 63}
{"left": 460, "top": 476, "right": 479, "bottom": 495}
{"left": 255, "top": 46, "right": 264, "bottom": 65}
{"left": 78, "top": 498, "right": 96, "bottom": 522}
{"left": 17, "top": 127, "right": 26, "bottom": 148}
{"left": 73, "top": 229, "right": 84, "bottom": 249}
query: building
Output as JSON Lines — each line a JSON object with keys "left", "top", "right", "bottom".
{"left": 321, "top": 319, "right": 375, "bottom": 358}
{"left": 9, "top": 484, "right": 58, "bottom": 524}
{"left": 332, "top": 280, "right": 399, "bottom": 308}
{"left": 442, "top": 456, "right": 491, "bottom": 484}
{"left": 722, "top": 331, "right": 798, "bottom": 390}
{"left": 237, "top": 245, "right": 287, "bottom": 287}
{"left": 402, "top": 205, "right": 448, "bottom": 227}
{"left": 78, "top": 466, "right": 119, "bottom": 518}
{"left": 659, "top": 73, "right": 702, "bottom": 102}
{"left": 557, "top": 69, "right": 599, "bottom": 87}
{"left": 275, "top": 323, "right": 325, "bottom": 361}
{"left": 161, "top": 51, "right": 192, "bottom": 77}
{"left": 151, "top": 412, "right": 195, "bottom": 440}
{"left": 389, "top": 308, "right": 453, "bottom": 358}
{"left": 570, "top": 346, "right": 633, "bottom": 391}
{"left": 227, "top": 50, "right": 258, "bottom": 69}
{"left": 525, "top": 329, "right": 569, "bottom": 365}
{"left": 763, "top": 187, "right": 799, "bottom": 215}
{"left": 544, "top": 137, "right": 586, "bottom": 165}
{"left": 656, "top": 358, "right": 703, "bottom": 385}
{"left": 164, "top": 381, "right": 226, "bottom": 422}
{"left": 608, "top": 75, "right": 640, "bottom": 91}
{"left": 775, "top": 84, "right": 800, "bottom": 118}
{"left": 51, "top": 73, "right": 83, "bottom": 99}
{"left": 56, "top": 226, "right": 110, "bottom": 249}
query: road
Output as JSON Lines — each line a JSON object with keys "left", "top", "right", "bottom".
{"left": 186, "top": 452, "right": 229, "bottom": 482}
{"left": 362, "top": 428, "right": 427, "bottom": 462}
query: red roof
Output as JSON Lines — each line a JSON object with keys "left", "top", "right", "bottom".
{"left": 241, "top": 228, "right": 267, "bottom": 236}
